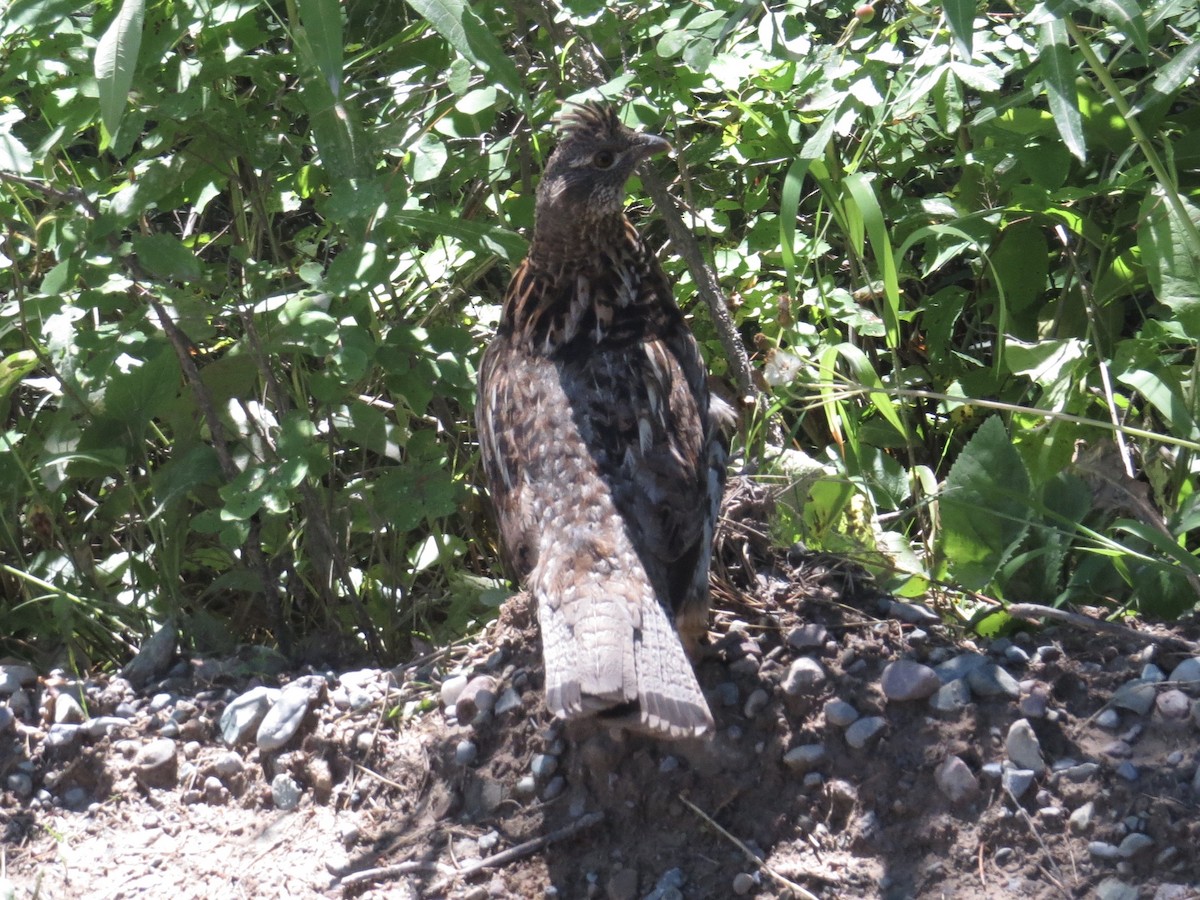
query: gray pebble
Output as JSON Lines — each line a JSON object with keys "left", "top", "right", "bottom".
{"left": 929, "top": 679, "right": 971, "bottom": 715}
{"left": 493, "top": 686, "right": 523, "bottom": 716}
{"left": 81, "top": 716, "right": 131, "bottom": 739}
{"left": 782, "top": 657, "right": 827, "bottom": 696}
{"left": 935, "top": 755, "right": 979, "bottom": 804}
{"left": 456, "top": 740, "right": 478, "bottom": 766}
{"left": 6, "top": 773, "right": 32, "bottom": 798}
{"left": 1001, "top": 766, "right": 1035, "bottom": 798}
{"left": 0, "top": 706, "right": 13, "bottom": 733}
{"left": 1193, "top": 699, "right": 1200, "bottom": 728}
{"left": 531, "top": 753, "right": 558, "bottom": 780}
{"left": 743, "top": 688, "right": 770, "bottom": 718}
{"left": 966, "top": 663, "right": 1020, "bottom": 698}
{"left": 454, "top": 675, "right": 498, "bottom": 724}
{"left": 1155, "top": 689, "right": 1190, "bottom": 719}
{"left": 1089, "top": 841, "right": 1122, "bottom": 860}
{"left": 1141, "top": 663, "right": 1165, "bottom": 682}
{"left": 880, "top": 659, "right": 941, "bottom": 701}
{"left": 1112, "top": 680, "right": 1156, "bottom": 716}
{"left": 1056, "top": 761, "right": 1100, "bottom": 783}
{"left": 786, "top": 624, "right": 827, "bottom": 649}
{"left": 1004, "top": 645, "right": 1030, "bottom": 665}
{"left": 1035, "top": 645, "right": 1062, "bottom": 663}
{"left": 514, "top": 775, "right": 537, "bottom": 798}
{"left": 823, "top": 699, "right": 859, "bottom": 727}
{"left": 541, "top": 775, "right": 565, "bottom": 801}
{"left": 440, "top": 673, "right": 469, "bottom": 708}
{"left": 1115, "top": 761, "right": 1139, "bottom": 781}
{"left": 1069, "top": 801, "right": 1095, "bottom": 833}
{"left": 53, "top": 694, "right": 85, "bottom": 724}
{"left": 1103, "top": 740, "right": 1132, "bottom": 759}
{"left": 44, "top": 724, "right": 82, "bottom": 750}
{"left": 203, "top": 776, "right": 227, "bottom": 804}
{"left": 1118, "top": 833, "right": 1153, "bottom": 857}
{"left": 478, "top": 830, "right": 499, "bottom": 853}
{"left": 257, "top": 678, "right": 323, "bottom": 752}
{"left": 1169, "top": 657, "right": 1200, "bottom": 684}
{"left": 219, "top": 686, "right": 279, "bottom": 745}
{"left": 845, "top": 716, "right": 886, "bottom": 749}
{"left": 1005, "top": 719, "right": 1046, "bottom": 774}
{"left": 1018, "top": 686, "right": 1048, "bottom": 718}
{"left": 1096, "top": 708, "right": 1121, "bottom": 729}
{"left": 211, "top": 752, "right": 244, "bottom": 779}
{"left": 1095, "top": 880, "right": 1139, "bottom": 900}
{"left": 271, "top": 772, "right": 302, "bottom": 810}
{"left": 135, "top": 738, "right": 178, "bottom": 789}
{"left": 658, "top": 756, "right": 679, "bottom": 774}
{"left": 783, "top": 743, "right": 826, "bottom": 773}
{"left": 934, "top": 653, "right": 989, "bottom": 684}
{"left": 714, "top": 682, "right": 739, "bottom": 707}
{"left": 728, "top": 657, "right": 759, "bottom": 678}
{"left": 0, "top": 664, "right": 36, "bottom": 695}
{"left": 994, "top": 847, "right": 1014, "bottom": 865}
{"left": 731, "top": 872, "right": 756, "bottom": 895}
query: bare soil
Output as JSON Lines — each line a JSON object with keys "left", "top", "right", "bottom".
{"left": 4, "top": 486, "right": 1200, "bottom": 899}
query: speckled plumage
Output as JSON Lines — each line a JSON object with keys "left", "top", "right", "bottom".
{"left": 476, "top": 103, "right": 726, "bottom": 739}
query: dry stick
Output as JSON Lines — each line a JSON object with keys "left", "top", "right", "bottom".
{"left": 1003, "top": 786, "right": 1071, "bottom": 899}
{"left": 639, "top": 165, "right": 755, "bottom": 402}
{"left": 678, "top": 794, "right": 824, "bottom": 900}
{"left": 338, "top": 812, "right": 606, "bottom": 892}
{"left": 1006, "top": 603, "right": 1200, "bottom": 654}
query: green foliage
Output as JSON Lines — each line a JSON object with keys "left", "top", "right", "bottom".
{"left": 1, "top": 0, "right": 1197, "bottom": 667}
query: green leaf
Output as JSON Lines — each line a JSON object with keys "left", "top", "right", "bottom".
{"left": 938, "top": 416, "right": 1032, "bottom": 591}
{"left": 405, "top": 0, "right": 530, "bottom": 113}
{"left": 943, "top": 0, "right": 975, "bottom": 58}
{"left": 94, "top": 0, "right": 145, "bottom": 141}
{"left": 1042, "top": 0, "right": 1149, "bottom": 54}
{"left": 131, "top": 233, "right": 202, "bottom": 282}
{"left": 1137, "top": 187, "right": 1200, "bottom": 333}
{"left": 392, "top": 210, "right": 527, "bottom": 262}
{"left": 1038, "top": 20, "right": 1086, "bottom": 162}
{"left": 843, "top": 173, "right": 901, "bottom": 347}
{"left": 296, "top": 0, "right": 343, "bottom": 97}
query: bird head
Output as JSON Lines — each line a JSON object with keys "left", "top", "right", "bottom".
{"left": 534, "top": 102, "right": 670, "bottom": 234}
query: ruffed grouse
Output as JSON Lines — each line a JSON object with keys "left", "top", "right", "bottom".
{"left": 476, "top": 102, "right": 726, "bottom": 739}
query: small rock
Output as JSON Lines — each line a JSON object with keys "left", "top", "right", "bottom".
{"left": 1095, "top": 879, "right": 1139, "bottom": 900}
{"left": 783, "top": 743, "right": 826, "bottom": 773}
{"left": 493, "top": 686, "right": 523, "bottom": 716}
{"left": 120, "top": 621, "right": 178, "bottom": 688}
{"left": 531, "top": 753, "right": 558, "bottom": 780}
{"left": 0, "top": 706, "right": 13, "bottom": 733}
{"left": 1089, "top": 841, "right": 1122, "bottom": 860}
{"left": 844, "top": 716, "right": 886, "bottom": 749}
{"left": 477, "top": 830, "right": 499, "bottom": 853}
{"left": 1005, "top": 719, "right": 1046, "bottom": 774}
{"left": 0, "top": 664, "right": 36, "bottom": 695}
{"left": 714, "top": 682, "right": 739, "bottom": 707}
{"left": 929, "top": 679, "right": 971, "bottom": 715}
{"left": 454, "top": 675, "right": 498, "bottom": 724}
{"left": 994, "top": 847, "right": 1014, "bottom": 865}
{"left": 440, "top": 673, "right": 469, "bottom": 708}
{"left": 743, "top": 688, "right": 770, "bottom": 718}
{"left": 785, "top": 624, "right": 827, "bottom": 650}
{"left": 1035, "top": 645, "right": 1062, "bottom": 663}
{"left": 53, "top": 694, "right": 85, "bottom": 724}
{"left": 1036, "top": 806, "right": 1064, "bottom": 829}
{"left": 257, "top": 677, "right": 325, "bottom": 752}
{"left": 1117, "top": 833, "right": 1153, "bottom": 858}
{"left": 81, "top": 716, "right": 131, "bottom": 739}
{"left": 6, "top": 772, "right": 33, "bottom": 798}
{"left": 1169, "top": 657, "right": 1200, "bottom": 684}
{"left": 1155, "top": 689, "right": 1190, "bottom": 720}
{"left": 1115, "top": 761, "right": 1139, "bottom": 781}
{"left": 219, "top": 686, "right": 280, "bottom": 745}
{"left": 514, "top": 775, "right": 537, "bottom": 798}
{"left": 1068, "top": 801, "right": 1095, "bottom": 833}
{"left": 541, "top": 775, "right": 565, "bottom": 801}
{"left": 1056, "top": 761, "right": 1100, "bottom": 783}
{"left": 659, "top": 756, "right": 679, "bottom": 774}
{"left": 1103, "top": 740, "right": 1133, "bottom": 759}
{"left": 1141, "top": 663, "right": 1166, "bottom": 682}
{"left": 1112, "top": 680, "right": 1156, "bottom": 716}
{"left": 881, "top": 659, "right": 941, "bottom": 701}
{"left": 1004, "top": 645, "right": 1030, "bottom": 665}
{"left": 203, "top": 776, "right": 227, "bottom": 804}
{"left": 605, "top": 867, "right": 638, "bottom": 900}
{"left": 731, "top": 872, "right": 756, "bottom": 895}
{"left": 210, "top": 752, "right": 244, "bottom": 780}
{"left": 933, "top": 653, "right": 989, "bottom": 684}
{"left": 823, "top": 699, "right": 859, "bottom": 727}
{"left": 1096, "top": 708, "right": 1121, "bottom": 730}
{"left": 935, "top": 755, "right": 979, "bottom": 804}
{"left": 1018, "top": 685, "right": 1048, "bottom": 718}
{"left": 135, "top": 738, "right": 179, "bottom": 789}
{"left": 782, "top": 658, "right": 827, "bottom": 696}
{"left": 456, "top": 740, "right": 478, "bottom": 766}
{"left": 966, "top": 663, "right": 1020, "bottom": 698}
{"left": 1001, "top": 766, "right": 1035, "bottom": 798}
{"left": 44, "top": 724, "right": 82, "bottom": 750}
{"left": 271, "top": 773, "right": 302, "bottom": 810}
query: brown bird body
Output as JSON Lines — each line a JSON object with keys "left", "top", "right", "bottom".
{"left": 476, "top": 103, "right": 725, "bottom": 738}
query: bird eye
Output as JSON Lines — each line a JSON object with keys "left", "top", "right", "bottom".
{"left": 592, "top": 150, "right": 616, "bottom": 169}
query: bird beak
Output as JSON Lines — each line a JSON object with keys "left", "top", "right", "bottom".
{"left": 631, "top": 133, "right": 672, "bottom": 161}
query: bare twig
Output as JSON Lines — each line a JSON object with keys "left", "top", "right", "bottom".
{"left": 678, "top": 794, "right": 824, "bottom": 899}
{"left": 333, "top": 812, "right": 609, "bottom": 892}
{"left": 1006, "top": 603, "right": 1199, "bottom": 654}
